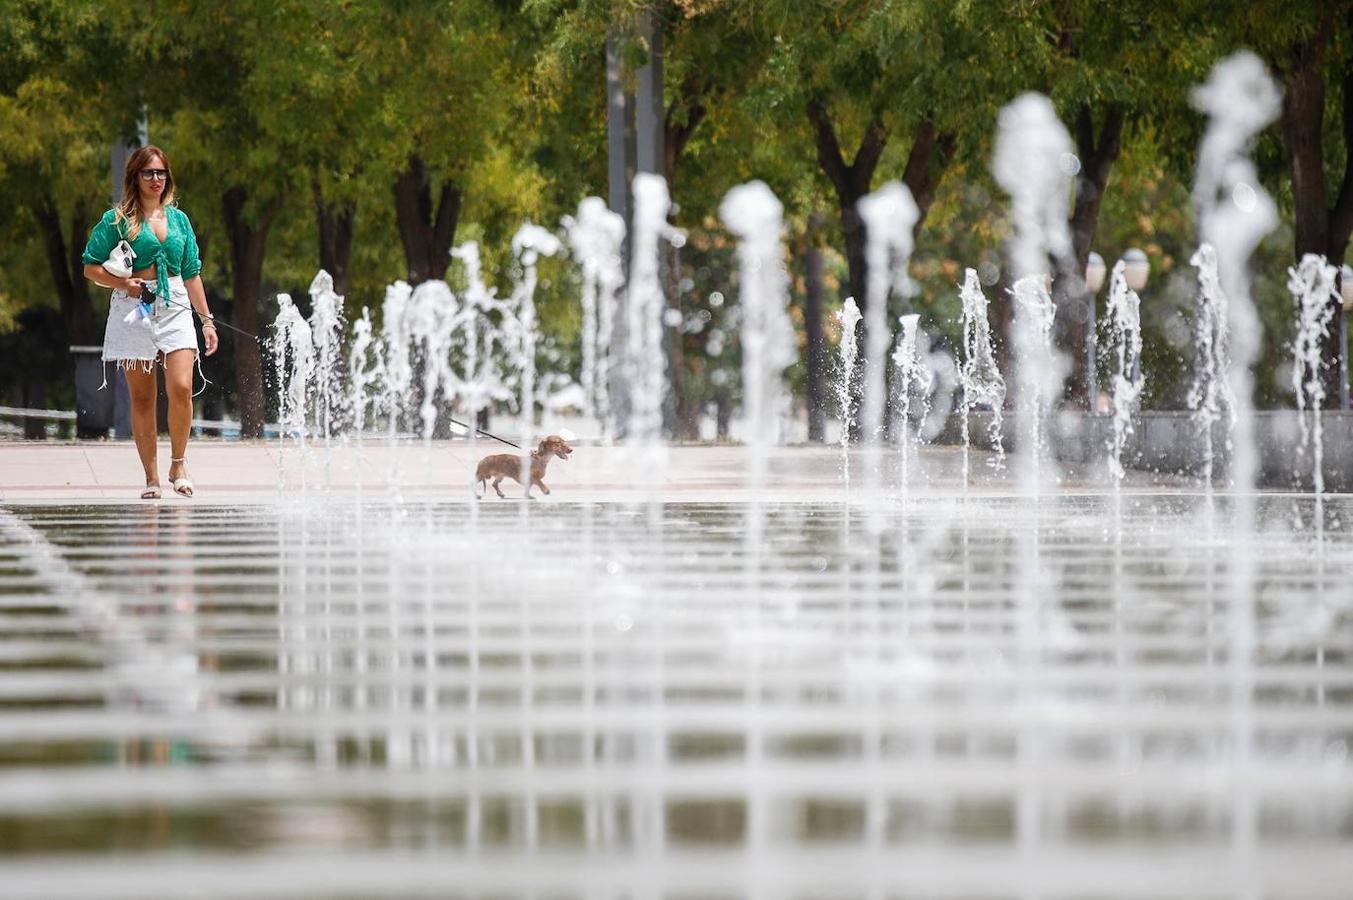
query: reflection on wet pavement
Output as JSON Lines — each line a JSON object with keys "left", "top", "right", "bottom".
{"left": 0, "top": 497, "right": 1351, "bottom": 897}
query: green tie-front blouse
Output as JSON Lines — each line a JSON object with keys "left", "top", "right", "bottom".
{"left": 82, "top": 205, "right": 203, "bottom": 304}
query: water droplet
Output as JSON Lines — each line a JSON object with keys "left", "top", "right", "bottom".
{"left": 709, "top": 291, "right": 725, "bottom": 307}
{"left": 1059, "top": 152, "right": 1082, "bottom": 176}
{"left": 614, "top": 614, "right": 634, "bottom": 632}
{"left": 1232, "top": 182, "right": 1257, "bottom": 212}
{"left": 663, "top": 309, "right": 683, "bottom": 327}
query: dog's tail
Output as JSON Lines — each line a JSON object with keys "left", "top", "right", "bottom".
{"left": 471, "top": 471, "right": 484, "bottom": 499}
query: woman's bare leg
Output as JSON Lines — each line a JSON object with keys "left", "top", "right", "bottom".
{"left": 123, "top": 364, "right": 160, "bottom": 489}
{"left": 164, "top": 350, "right": 195, "bottom": 488}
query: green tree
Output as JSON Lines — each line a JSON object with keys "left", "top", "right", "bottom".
{"left": 0, "top": 1, "right": 129, "bottom": 346}
{"left": 1028, "top": 0, "right": 1218, "bottom": 406}
{"left": 1233, "top": 2, "right": 1353, "bottom": 405}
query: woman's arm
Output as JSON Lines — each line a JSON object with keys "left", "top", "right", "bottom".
{"left": 184, "top": 275, "right": 218, "bottom": 357}
{"left": 82, "top": 263, "right": 142, "bottom": 297}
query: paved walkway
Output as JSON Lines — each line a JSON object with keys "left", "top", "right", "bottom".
{"left": 0, "top": 440, "right": 841, "bottom": 503}
{"left": 0, "top": 438, "right": 1205, "bottom": 504}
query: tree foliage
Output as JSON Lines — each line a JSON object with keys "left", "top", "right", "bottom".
{"left": 1, "top": 0, "right": 1349, "bottom": 425}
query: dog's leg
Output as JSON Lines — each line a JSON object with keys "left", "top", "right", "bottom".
{"left": 493, "top": 477, "right": 506, "bottom": 499}
{"left": 533, "top": 477, "right": 550, "bottom": 496}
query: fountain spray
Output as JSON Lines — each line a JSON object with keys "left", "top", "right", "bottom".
{"left": 856, "top": 182, "right": 920, "bottom": 445}
{"left": 1187, "top": 244, "right": 1235, "bottom": 486}
{"left": 958, "top": 269, "right": 1007, "bottom": 483}
{"left": 270, "top": 293, "right": 314, "bottom": 443}
{"left": 565, "top": 198, "right": 627, "bottom": 441}
{"left": 624, "top": 174, "right": 683, "bottom": 449}
{"left": 992, "top": 93, "right": 1074, "bottom": 491}
{"left": 1192, "top": 50, "right": 1281, "bottom": 878}
{"left": 891, "top": 313, "right": 931, "bottom": 494}
{"left": 1105, "top": 261, "right": 1145, "bottom": 483}
{"left": 722, "top": 180, "right": 796, "bottom": 566}
{"left": 721, "top": 182, "right": 796, "bottom": 475}
{"left": 308, "top": 271, "right": 347, "bottom": 443}
{"left": 380, "top": 281, "right": 413, "bottom": 440}
{"left": 835, "top": 298, "right": 863, "bottom": 485}
{"left": 511, "top": 223, "right": 564, "bottom": 459}
{"left": 1288, "top": 254, "right": 1339, "bottom": 497}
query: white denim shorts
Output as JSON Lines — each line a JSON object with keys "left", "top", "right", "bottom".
{"left": 102, "top": 275, "right": 199, "bottom": 369}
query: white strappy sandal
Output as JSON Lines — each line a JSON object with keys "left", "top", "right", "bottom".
{"left": 170, "top": 457, "right": 194, "bottom": 498}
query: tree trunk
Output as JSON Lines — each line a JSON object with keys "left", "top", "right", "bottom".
{"left": 809, "top": 104, "right": 957, "bottom": 439}
{"left": 664, "top": 93, "right": 707, "bottom": 442}
{"left": 223, "top": 186, "right": 284, "bottom": 438}
{"left": 1279, "top": 20, "right": 1353, "bottom": 408}
{"left": 393, "top": 154, "right": 461, "bottom": 285}
{"left": 666, "top": 242, "right": 700, "bottom": 440}
{"left": 804, "top": 212, "right": 827, "bottom": 443}
{"left": 807, "top": 101, "right": 889, "bottom": 440}
{"left": 32, "top": 194, "right": 96, "bottom": 345}
{"left": 808, "top": 99, "right": 887, "bottom": 315}
{"left": 900, "top": 120, "right": 955, "bottom": 230}
{"left": 314, "top": 178, "right": 355, "bottom": 297}
{"left": 1058, "top": 103, "right": 1125, "bottom": 409}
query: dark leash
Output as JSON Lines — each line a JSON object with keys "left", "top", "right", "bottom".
{"left": 450, "top": 419, "right": 521, "bottom": 449}
{"left": 142, "top": 290, "right": 262, "bottom": 343}
{"left": 143, "top": 288, "right": 523, "bottom": 449}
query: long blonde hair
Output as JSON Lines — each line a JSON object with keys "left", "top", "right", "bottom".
{"left": 114, "top": 145, "right": 177, "bottom": 239}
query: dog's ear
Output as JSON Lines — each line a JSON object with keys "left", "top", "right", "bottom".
{"left": 537, "top": 438, "right": 551, "bottom": 455}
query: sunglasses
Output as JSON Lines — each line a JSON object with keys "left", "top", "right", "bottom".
{"left": 139, "top": 168, "right": 169, "bottom": 181}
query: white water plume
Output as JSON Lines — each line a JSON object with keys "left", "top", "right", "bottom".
{"left": 891, "top": 313, "right": 931, "bottom": 491}
{"left": 915, "top": 332, "right": 958, "bottom": 444}
{"left": 1010, "top": 276, "right": 1060, "bottom": 482}
{"left": 1289, "top": 254, "right": 1339, "bottom": 494}
{"left": 564, "top": 198, "right": 626, "bottom": 440}
{"left": 308, "top": 270, "right": 347, "bottom": 441}
{"left": 992, "top": 93, "right": 1074, "bottom": 489}
{"left": 406, "top": 280, "right": 458, "bottom": 440}
{"left": 380, "top": 281, "right": 414, "bottom": 438}
{"left": 346, "top": 308, "right": 380, "bottom": 437}
{"left": 720, "top": 181, "right": 796, "bottom": 452}
{"left": 271, "top": 293, "right": 314, "bottom": 440}
{"left": 1187, "top": 244, "right": 1234, "bottom": 486}
{"left": 835, "top": 298, "right": 863, "bottom": 483}
{"left": 1191, "top": 51, "right": 1281, "bottom": 870}
{"left": 511, "top": 223, "right": 564, "bottom": 447}
{"left": 624, "top": 174, "right": 683, "bottom": 446}
{"left": 450, "top": 241, "right": 497, "bottom": 433}
{"left": 1105, "top": 261, "right": 1145, "bottom": 483}
{"left": 958, "top": 269, "right": 1006, "bottom": 480}
{"left": 992, "top": 94, "right": 1074, "bottom": 281}
{"left": 857, "top": 182, "right": 919, "bottom": 444}
{"left": 1192, "top": 51, "right": 1280, "bottom": 494}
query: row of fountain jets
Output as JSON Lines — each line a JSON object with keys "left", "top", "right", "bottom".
{"left": 269, "top": 51, "right": 1341, "bottom": 494}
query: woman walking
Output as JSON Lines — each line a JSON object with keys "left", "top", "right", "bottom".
{"left": 82, "top": 145, "right": 217, "bottom": 498}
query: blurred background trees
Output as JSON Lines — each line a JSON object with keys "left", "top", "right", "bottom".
{"left": 1, "top": 0, "right": 1349, "bottom": 436}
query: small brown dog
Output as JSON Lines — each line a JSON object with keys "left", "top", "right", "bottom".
{"left": 474, "top": 435, "right": 573, "bottom": 498}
